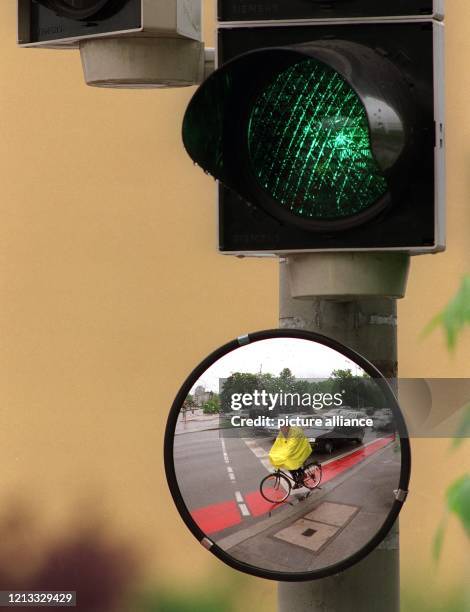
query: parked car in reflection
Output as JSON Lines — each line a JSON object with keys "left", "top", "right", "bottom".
{"left": 305, "top": 421, "right": 365, "bottom": 454}
{"left": 372, "top": 408, "right": 394, "bottom": 432}
{"left": 251, "top": 409, "right": 367, "bottom": 454}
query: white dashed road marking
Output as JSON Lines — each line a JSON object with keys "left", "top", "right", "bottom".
{"left": 242, "top": 438, "right": 273, "bottom": 473}
{"left": 239, "top": 503, "right": 250, "bottom": 517}
{"left": 234, "top": 491, "right": 251, "bottom": 517}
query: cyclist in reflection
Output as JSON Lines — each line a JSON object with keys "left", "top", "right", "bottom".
{"left": 269, "top": 424, "right": 313, "bottom": 489}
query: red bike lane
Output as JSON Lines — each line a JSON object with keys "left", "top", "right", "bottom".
{"left": 191, "top": 435, "right": 396, "bottom": 535}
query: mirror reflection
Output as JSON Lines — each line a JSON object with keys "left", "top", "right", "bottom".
{"left": 172, "top": 337, "right": 403, "bottom": 575}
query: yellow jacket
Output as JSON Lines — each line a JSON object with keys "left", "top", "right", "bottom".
{"left": 269, "top": 426, "right": 312, "bottom": 470}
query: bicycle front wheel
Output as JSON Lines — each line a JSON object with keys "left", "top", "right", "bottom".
{"left": 260, "top": 472, "right": 291, "bottom": 503}
{"left": 303, "top": 462, "right": 322, "bottom": 489}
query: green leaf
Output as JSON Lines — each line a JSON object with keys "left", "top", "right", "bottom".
{"left": 446, "top": 474, "right": 470, "bottom": 537}
{"left": 432, "top": 516, "right": 447, "bottom": 561}
{"left": 135, "top": 590, "right": 233, "bottom": 612}
{"left": 452, "top": 404, "right": 470, "bottom": 450}
{"left": 424, "top": 276, "right": 470, "bottom": 350}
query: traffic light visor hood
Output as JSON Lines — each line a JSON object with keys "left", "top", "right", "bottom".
{"left": 38, "top": 0, "right": 116, "bottom": 20}
{"left": 183, "top": 42, "right": 414, "bottom": 229}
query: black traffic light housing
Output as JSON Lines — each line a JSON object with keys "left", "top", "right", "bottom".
{"left": 218, "top": 0, "right": 444, "bottom": 21}
{"left": 21, "top": 0, "right": 141, "bottom": 44}
{"left": 183, "top": 9, "right": 445, "bottom": 255}
{"left": 37, "top": 0, "right": 120, "bottom": 20}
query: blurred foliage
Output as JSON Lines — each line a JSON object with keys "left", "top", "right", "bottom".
{"left": 452, "top": 403, "right": 470, "bottom": 450}
{"left": 434, "top": 474, "right": 470, "bottom": 561}
{"left": 203, "top": 396, "right": 221, "bottom": 414}
{"left": 134, "top": 588, "right": 232, "bottom": 612}
{"left": 403, "top": 589, "right": 468, "bottom": 612}
{"left": 447, "top": 474, "right": 470, "bottom": 537}
{"left": 0, "top": 503, "right": 244, "bottom": 612}
{"left": 427, "top": 276, "right": 470, "bottom": 564}
{"left": 133, "top": 572, "right": 253, "bottom": 612}
{"left": 424, "top": 275, "right": 470, "bottom": 350}
{"left": 0, "top": 503, "right": 141, "bottom": 612}
{"left": 220, "top": 373, "right": 263, "bottom": 413}
{"left": 183, "top": 396, "right": 197, "bottom": 411}
{"left": 331, "top": 368, "right": 386, "bottom": 409}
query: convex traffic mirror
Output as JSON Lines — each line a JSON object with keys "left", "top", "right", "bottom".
{"left": 164, "top": 330, "right": 410, "bottom": 581}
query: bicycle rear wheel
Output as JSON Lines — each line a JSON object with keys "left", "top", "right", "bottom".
{"left": 303, "top": 462, "right": 322, "bottom": 489}
{"left": 260, "top": 472, "right": 291, "bottom": 503}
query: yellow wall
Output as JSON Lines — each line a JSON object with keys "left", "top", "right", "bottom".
{"left": 399, "top": 1, "right": 470, "bottom": 594}
{"left": 0, "top": 0, "right": 468, "bottom": 607}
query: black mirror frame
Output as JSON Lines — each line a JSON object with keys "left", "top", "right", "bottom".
{"left": 164, "top": 329, "right": 411, "bottom": 582}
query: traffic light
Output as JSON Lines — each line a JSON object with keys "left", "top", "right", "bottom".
{"left": 18, "top": 0, "right": 201, "bottom": 47}
{"left": 18, "top": 1, "right": 206, "bottom": 88}
{"left": 29, "top": 1, "right": 121, "bottom": 21}
{"left": 183, "top": 2, "right": 445, "bottom": 255}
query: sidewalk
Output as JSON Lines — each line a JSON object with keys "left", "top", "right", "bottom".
{"left": 216, "top": 444, "right": 399, "bottom": 573}
{"left": 175, "top": 413, "right": 221, "bottom": 435}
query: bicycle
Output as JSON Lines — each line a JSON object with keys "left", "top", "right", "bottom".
{"left": 259, "top": 460, "right": 322, "bottom": 503}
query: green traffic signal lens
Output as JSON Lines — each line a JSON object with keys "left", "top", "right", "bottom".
{"left": 248, "top": 59, "right": 388, "bottom": 220}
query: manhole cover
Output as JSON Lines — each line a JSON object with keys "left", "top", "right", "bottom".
{"left": 274, "top": 519, "right": 339, "bottom": 552}
{"left": 302, "top": 528, "right": 317, "bottom": 537}
{"left": 305, "top": 502, "right": 359, "bottom": 527}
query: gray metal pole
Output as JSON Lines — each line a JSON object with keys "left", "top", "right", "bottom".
{"left": 278, "top": 258, "right": 400, "bottom": 612}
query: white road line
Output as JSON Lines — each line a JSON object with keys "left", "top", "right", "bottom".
{"left": 220, "top": 437, "right": 239, "bottom": 482}
{"left": 234, "top": 492, "right": 251, "bottom": 516}
{"left": 238, "top": 503, "right": 250, "bottom": 517}
{"left": 261, "top": 459, "right": 273, "bottom": 472}
{"left": 242, "top": 438, "right": 274, "bottom": 473}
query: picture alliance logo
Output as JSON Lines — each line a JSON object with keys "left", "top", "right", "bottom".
{"left": 230, "top": 390, "right": 344, "bottom": 411}
{"left": 228, "top": 389, "right": 375, "bottom": 429}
